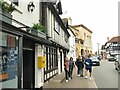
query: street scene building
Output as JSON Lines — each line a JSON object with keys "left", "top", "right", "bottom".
{"left": 71, "top": 24, "right": 93, "bottom": 57}
{"left": 0, "top": 0, "right": 119, "bottom": 90}
{"left": 102, "top": 36, "right": 120, "bottom": 60}
{"left": 0, "top": 0, "right": 70, "bottom": 89}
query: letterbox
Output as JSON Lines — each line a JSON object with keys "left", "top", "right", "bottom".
{"left": 38, "top": 56, "right": 46, "bottom": 68}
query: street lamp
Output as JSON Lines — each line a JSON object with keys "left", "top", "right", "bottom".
{"left": 97, "top": 43, "right": 100, "bottom": 56}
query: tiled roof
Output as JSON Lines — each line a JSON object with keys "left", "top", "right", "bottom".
{"left": 108, "top": 36, "right": 120, "bottom": 43}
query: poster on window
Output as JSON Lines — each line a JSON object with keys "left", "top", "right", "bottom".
{"left": 0, "top": 47, "right": 18, "bottom": 82}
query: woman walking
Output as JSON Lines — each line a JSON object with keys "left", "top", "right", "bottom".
{"left": 64, "top": 57, "right": 69, "bottom": 82}
{"left": 68, "top": 57, "right": 74, "bottom": 80}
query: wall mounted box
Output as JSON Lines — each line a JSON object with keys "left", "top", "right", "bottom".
{"left": 38, "top": 56, "right": 46, "bottom": 68}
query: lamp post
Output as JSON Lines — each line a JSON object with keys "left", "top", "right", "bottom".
{"left": 97, "top": 43, "right": 100, "bottom": 56}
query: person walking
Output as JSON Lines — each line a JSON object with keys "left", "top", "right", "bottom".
{"left": 64, "top": 57, "right": 69, "bottom": 82}
{"left": 75, "top": 56, "right": 84, "bottom": 77}
{"left": 68, "top": 57, "right": 74, "bottom": 80}
{"left": 84, "top": 55, "right": 92, "bottom": 80}
{"left": 82, "top": 55, "right": 86, "bottom": 63}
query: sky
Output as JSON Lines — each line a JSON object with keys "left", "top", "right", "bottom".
{"left": 61, "top": 0, "right": 119, "bottom": 53}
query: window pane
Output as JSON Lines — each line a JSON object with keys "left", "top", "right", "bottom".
{"left": 0, "top": 31, "right": 19, "bottom": 89}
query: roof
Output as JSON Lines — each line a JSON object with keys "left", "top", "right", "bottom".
{"left": 107, "top": 36, "right": 120, "bottom": 43}
{"left": 69, "top": 25, "right": 79, "bottom": 31}
{"left": 72, "top": 24, "right": 93, "bottom": 33}
{"left": 68, "top": 26, "right": 76, "bottom": 36}
{"left": 46, "top": 2, "right": 70, "bottom": 37}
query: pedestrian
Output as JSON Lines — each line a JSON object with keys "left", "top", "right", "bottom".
{"left": 64, "top": 57, "right": 69, "bottom": 82}
{"left": 84, "top": 54, "right": 92, "bottom": 80}
{"left": 68, "top": 57, "right": 74, "bottom": 80}
{"left": 82, "top": 55, "right": 86, "bottom": 63}
{"left": 75, "top": 56, "right": 84, "bottom": 77}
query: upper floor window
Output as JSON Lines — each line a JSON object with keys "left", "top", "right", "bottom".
{"left": 54, "top": 20, "right": 60, "bottom": 33}
{"left": 64, "top": 32, "right": 68, "bottom": 43}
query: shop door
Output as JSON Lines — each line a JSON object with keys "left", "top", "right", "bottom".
{"left": 23, "top": 48, "right": 35, "bottom": 89}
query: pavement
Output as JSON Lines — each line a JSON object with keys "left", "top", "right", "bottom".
{"left": 43, "top": 66, "right": 98, "bottom": 89}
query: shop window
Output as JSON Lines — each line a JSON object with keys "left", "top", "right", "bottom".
{"left": 0, "top": 31, "right": 19, "bottom": 89}
{"left": 44, "top": 46, "right": 58, "bottom": 82}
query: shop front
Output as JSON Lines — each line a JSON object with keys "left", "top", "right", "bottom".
{"left": 0, "top": 31, "right": 19, "bottom": 89}
{"left": 0, "top": 21, "right": 51, "bottom": 90}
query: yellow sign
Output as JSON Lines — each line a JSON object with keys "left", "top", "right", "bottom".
{"left": 38, "top": 56, "right": 46, "bottom": 68}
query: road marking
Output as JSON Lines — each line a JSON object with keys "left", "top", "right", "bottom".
{"left": 91, "top": 76, "right": 98, "bottom": 88}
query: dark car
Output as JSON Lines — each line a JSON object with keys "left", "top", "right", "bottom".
{"left": 115, "top": 55, "right": 120, "bottom": 74}
{"left": 91, "top": 56, "right": 100, "bottom": 66}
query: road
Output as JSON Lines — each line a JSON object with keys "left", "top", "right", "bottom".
{"left": 92, "top": 59, "right": 118, "bottom": 88}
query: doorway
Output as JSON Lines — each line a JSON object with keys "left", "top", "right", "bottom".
{"left": 23, "top": 38, "right": 35, "bottom": 89}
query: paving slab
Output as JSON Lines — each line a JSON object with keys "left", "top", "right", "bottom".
{"left": 43, "top": 67, "right": 97, "bottom": 89}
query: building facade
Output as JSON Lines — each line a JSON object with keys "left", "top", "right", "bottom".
{"left": 104, "top": 36, "right": 120, "bottom": 58}
{"left": 0, "top": 0, "right": 69, "bottom": 89}
{"left": 72, "top": 24, "right": 93, "bottom": 57}
{"left": 62, "top": 18, "right": 76, "bottom": 61}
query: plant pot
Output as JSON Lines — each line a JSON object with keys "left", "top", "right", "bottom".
{"left": 31, "top": 29, "right": 39, "bottom": 36}
{"left": 0, "top": 8, "right": 12, "bottom": 25}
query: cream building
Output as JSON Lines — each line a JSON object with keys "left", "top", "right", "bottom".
{"left": 72, "top": 24, "right": 93, "bottom": 57}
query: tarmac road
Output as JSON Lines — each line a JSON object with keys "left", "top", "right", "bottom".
{"left": 92, "top": 59, "right": 118, "bottom": 88}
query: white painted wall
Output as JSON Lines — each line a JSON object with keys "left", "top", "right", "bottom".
{"left": 35, "top": 45, "right": 44, "bottom": 88}
{"left": 57, "top": 48, "right": 61, "bottom": 74}
{"left": 62, "top": 50, "right": 64, "bottom": 72}
{"left": 12, "top": 0, "right": 40, "bottom": 27}
{"left": 67, "top": 29, "right": 76, "bottom": 61}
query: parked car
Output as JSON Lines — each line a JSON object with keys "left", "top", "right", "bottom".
{"left": 108, "top": 55, "right": 116, "bottom": 61}
{"left": 115, "top": 55, "right": 120, "bottom": 74}
{"left": 97, "top": 55, "right": 102, "bottom": 60}
{"left": 91, "top": 56, "right": 100, "bottom": 66}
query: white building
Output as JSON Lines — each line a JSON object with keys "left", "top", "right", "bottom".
{"left": 0, "top": 0, "right": 70, "bottom": 89}
{"left": 67, "top": 26, "right": 76, "bottom": 61}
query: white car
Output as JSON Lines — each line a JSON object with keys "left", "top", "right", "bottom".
{"left": 91, "top": 56, "right": 100, "bottom": 66}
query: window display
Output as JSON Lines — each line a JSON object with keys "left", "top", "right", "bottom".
{"left": 0, "top": 31, "right": 19, "bottom": 88}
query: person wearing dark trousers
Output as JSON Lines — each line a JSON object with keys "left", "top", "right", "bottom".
{"left": 85, "top": 55, "right": 92, "bottom": 80}
{"left": 75, "top": 56, "right": 84, "bottom": 77}
{"left": 82, "top": 55, "right": 86, "bottom": 63}
{"left": 64, "top": 57, "right": 69, "bottom": 82}
{"left": 68, "top": 57, "right": 74, "bottom": 80}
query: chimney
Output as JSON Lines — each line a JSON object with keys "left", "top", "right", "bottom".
{"left": 68, "top": 17, "right": 72, "bottom": 25}
{"left": 107, "top": 37, "right": 109, "bottom": 41}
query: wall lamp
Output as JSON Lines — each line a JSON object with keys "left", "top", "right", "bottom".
{"left": 28, "top": 2, "right": 35, "bottom": 13}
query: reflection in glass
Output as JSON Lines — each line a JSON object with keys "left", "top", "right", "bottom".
{"left": 0, "top": 31, "right": 19, "bottom": 89}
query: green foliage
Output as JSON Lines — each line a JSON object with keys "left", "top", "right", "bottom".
{"left": 32, "top": 23, "right": 47, "bottom": 34}
{"left": 0, "top": 0, "right": 22, "bottom": 14}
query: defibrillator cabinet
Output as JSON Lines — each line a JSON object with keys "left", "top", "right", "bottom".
{"left": 38, "top": 56, "right": 46, "bottom": 68}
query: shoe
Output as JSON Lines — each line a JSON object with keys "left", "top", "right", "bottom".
{"left": 66, "top": 80, "right": 68, "bottom": 82}
{"left": 85, "top": 76, "right": 88, "bottom": 79}
{"left": 89, "top": 77, "right": 92, "bottom": 80}
{"left": 69, "top": 78, "right": 71, "bottom": 80}
{"left": 77, "top": 74, "right": 80, "bottom": 77}
{"left": 80, "top": 75, "right": 83, "bottom": 77}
